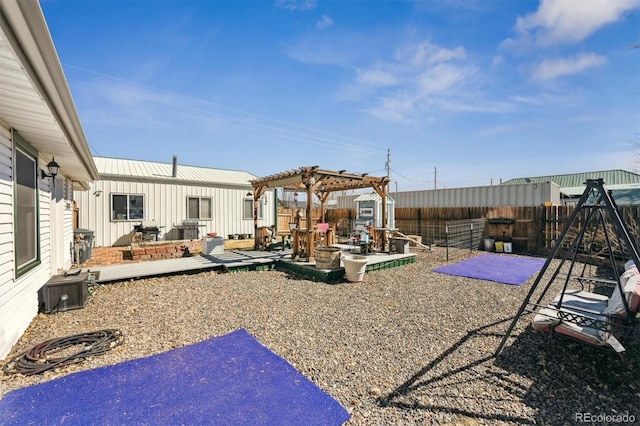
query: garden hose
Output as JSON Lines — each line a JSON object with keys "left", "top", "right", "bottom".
{"left": 2, "top": 329, "right": 124, "bottom": 376}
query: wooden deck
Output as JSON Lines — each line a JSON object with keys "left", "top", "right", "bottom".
{"left": 84, "top": 246, "right": 417, "bottom": 285}
{"left": 87, "top": 250, "right": 290, "bottom": 283}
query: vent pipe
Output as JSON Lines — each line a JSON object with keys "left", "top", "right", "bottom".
{"left": 172, "top": 155, "right": 178, "bottom": 178}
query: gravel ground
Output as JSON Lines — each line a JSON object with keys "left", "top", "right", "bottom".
{"left": 1, "top": 248, "right": 639, "bottom": 425}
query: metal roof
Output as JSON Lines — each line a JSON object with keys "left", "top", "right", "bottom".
{"left": 503, "top": 170, "right": 640, "bottom": 189}
{"left": 0, "top": 1, "right": 98, "bottom": 187}
{"left": 94, "top": 156, "right": 258, "bottom": 187}
{"left": 354, "top": 192, "right": 394, "bottom": 202}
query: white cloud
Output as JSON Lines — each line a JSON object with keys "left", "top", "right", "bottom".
{"left": 511, "top": 0, "right": 639, "bottom": 47}
{"left": 275, "top": 0, "right": 317, "bottom": 11}
{"left": 316, "top": 15, "right": 334, "bottom": 29}
{"left": 343, "top": 41, "right": 488, "bottom": 122}
{"left": 366, "top": 95, "right": 417, "bottom": 124}
{"left": 416, "top": 63, "right": 471, "bottom": 95}
{"left": 532, "top": 52, "right": 607, "bottom": 81}
{"left": 406, "top": 41, "right": 466, "bottom": 66}
{"left": 357, "top": 68, "right": 398, "bottom": 87}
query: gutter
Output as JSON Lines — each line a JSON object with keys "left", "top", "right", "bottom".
{"left": 0, "top": 0, "right": 98, "bottom": 182}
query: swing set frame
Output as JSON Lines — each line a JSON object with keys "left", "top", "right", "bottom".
{"left": 495, "top": 179, "right": 640, "bottom": 356}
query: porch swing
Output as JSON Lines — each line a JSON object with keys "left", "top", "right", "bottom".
{"left": 495, "top": 179, "right": 640, "bottom": 356}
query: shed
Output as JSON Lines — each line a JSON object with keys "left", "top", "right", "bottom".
{"left": 74, "top": 156, "right": 275, "bottom": 247}
{"left": 355, "top": 193, "right": 395, "bottom": 228}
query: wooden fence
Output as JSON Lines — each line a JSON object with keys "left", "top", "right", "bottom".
{"left": 276, "top": 206, "right": 640, "bottom": 255}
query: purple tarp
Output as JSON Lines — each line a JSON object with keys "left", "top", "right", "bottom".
{"left": 433, "top": 253, "right": 546, "bottom": 286}
{"left": 0, "top": 329, "right": 349, "bottom": 426}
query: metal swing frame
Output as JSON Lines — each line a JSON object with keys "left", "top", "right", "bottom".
{"left": 495, "top": 179, "right": 640, "bottom": 356}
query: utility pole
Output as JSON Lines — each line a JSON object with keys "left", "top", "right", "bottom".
{"left": 434, "top": 166, "right": 437, "bottom": 190}
{"left": 386, "top": 149, "right": 390, "bottom": 181}
{"left": 385, "top": 148, "right": 391, "bottom": 194}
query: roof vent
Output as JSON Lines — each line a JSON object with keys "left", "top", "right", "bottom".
{"left": 172, "top": 155, "right": 178, "bottom": 178}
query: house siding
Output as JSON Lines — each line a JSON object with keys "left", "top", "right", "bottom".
{"left": 75, "top": 179, "right": 274, "bottom": 247}
{"left": 0, "top": 126, "right": 59, "bottom": 359}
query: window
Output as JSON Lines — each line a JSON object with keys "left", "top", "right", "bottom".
{"left": 15, "top": 146, "right": 39, "bottom": 274}
{"left": 243, "top": 197, "right": 263, "bottom": 220}
{"left": 63, "top": 178, "right": 73, "bottom": 202}
{"left": 187, "top": 196, "right": 212, "bottom": 220}
{"left": 111, "top": 194, "right": 144, "bottom": 220}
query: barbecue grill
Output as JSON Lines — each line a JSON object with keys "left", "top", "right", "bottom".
{"left": 134, "top": 221, "right": 161, "bottom": 242}
{"left": 177, "top": 220, "right": 200, "bottom": 240}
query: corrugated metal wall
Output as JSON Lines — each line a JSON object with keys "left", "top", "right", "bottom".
{"left": 75, "top": 179, "right": 275, "bottom": 247}
{"left": 334, "top": 182, "right": 560, "bottom": 209}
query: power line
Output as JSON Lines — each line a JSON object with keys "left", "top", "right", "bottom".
{"left": 389, "top": 167, "right": 431, "bottom": 188}
{"left": 63, "top": 64, "right": 387, "bottom": 155}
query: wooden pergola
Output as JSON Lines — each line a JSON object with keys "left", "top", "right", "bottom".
{"left": 249, "top": 166, "right": 390, "bottom": 260}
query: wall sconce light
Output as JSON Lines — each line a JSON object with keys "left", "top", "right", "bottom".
{"left": 93, "top": 190, "right": 103, "bottom": 197}
{"left": 41, "top": 157, "right": 60, "bottom": 178}
{"left": 293, "top": 192, "right": 298, "bottom": 203}
{"left": 41, "top": 157, "right": 60, "bottom": 186}
{"left": 246, "top": 191, "right": 253, "bottom": 198}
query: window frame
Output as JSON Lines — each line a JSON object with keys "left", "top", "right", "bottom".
{"left": 187, "top": 196, "right": 213, "bottom": 220}
{"left": 243, "top": 197, "right": 264, "bottom": 220}
{"left": 110, "top": 193, "right": 145, "bottom": 221}
{"left": 13, "top": 131, "right": 41, "bottom": 277}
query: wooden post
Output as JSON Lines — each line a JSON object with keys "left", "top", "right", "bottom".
{"left": 306, "top": 182, "right": 312, "bottom": 261}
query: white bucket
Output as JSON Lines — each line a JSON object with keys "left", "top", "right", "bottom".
{"left": 343, "top": 255, "right": 368, "bottom": 282}
{"left": 483, "top": 238, "right": 495, "bottom": 252}
{"left": 503, "top": 242, "right": 513, "bottom": 253}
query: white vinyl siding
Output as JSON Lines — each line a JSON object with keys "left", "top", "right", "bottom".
{"left": 0, "top": 126, "right": 56, "bottom": 359}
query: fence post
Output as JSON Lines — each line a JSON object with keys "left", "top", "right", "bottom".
{"left": 445, "top": 225, "right": 449, "bottom": 262}
{"left": 469, "top": 223, "right": 473, "bottom": 253}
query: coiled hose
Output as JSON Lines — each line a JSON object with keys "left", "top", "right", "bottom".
{"left": 2, "top": 329, "right": 124, "bottom": 376}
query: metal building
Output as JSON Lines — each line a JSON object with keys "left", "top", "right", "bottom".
{"left": 336, "top": 181, "right": 560, "bottom": 209}
{"left": 503, "top": 169, "right": 640, "bottom": 205}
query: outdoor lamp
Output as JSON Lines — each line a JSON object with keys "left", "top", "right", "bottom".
{"left": 41, "top": 157, "right": 60, "bottom": 182}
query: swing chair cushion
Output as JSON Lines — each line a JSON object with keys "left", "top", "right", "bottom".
{"left": 533, "top": 290, "right": 610, "bottom": 346}
{"left": 532, "top": 263, "right": 640, "bottom": 347}
{"left": 601, "top": 265, "right": 639, "bottom": 317}
{"left": 598, "top": 264, "right": 640, "bottom": 341}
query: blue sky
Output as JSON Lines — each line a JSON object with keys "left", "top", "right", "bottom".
{"left": 40, "top": 0, "right": 639, "bottom": 190}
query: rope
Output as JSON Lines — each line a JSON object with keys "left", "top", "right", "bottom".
{"left": 2, "top": 329, "right": 124, "bottom": 376}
